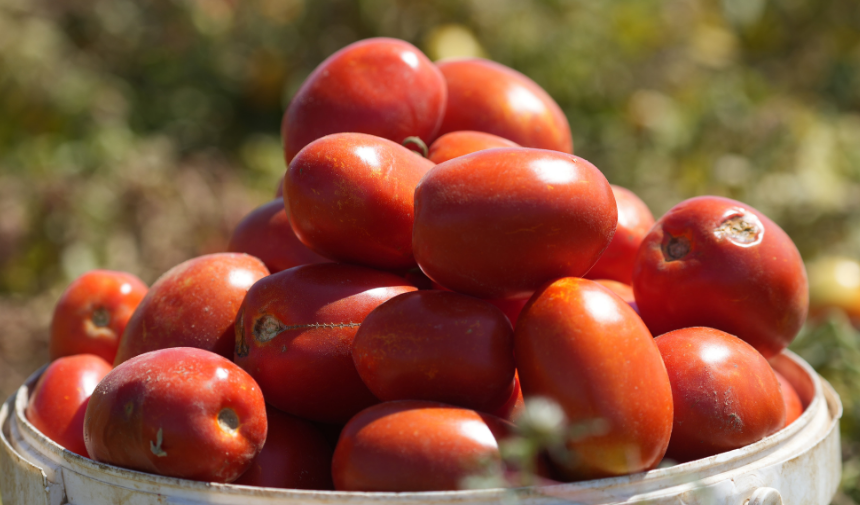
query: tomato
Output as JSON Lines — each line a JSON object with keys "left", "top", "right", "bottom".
{"left": 633, "top": 196, "right": 808, "bottom": 358}
{"left": 489, "top": 371, "right": 525, "bottom": 422}
{"left": 592, "top": 279, "right": 639, "bottom": 314}
{"left": 282, "top": 38, "right": 446, "bottom": 163}
{"left": 807, "top": 255, "right": 860, "bottom": 328}
{"left": 49, "top": 270, "right": 147, "bottom": 363}
{"left": 514, "top": 278, "right": 673, "bottom": 479}
{"left": 84, "top": 348, "right": 267, "bottom": 482}
{"left": 413, "top": 148, "right": 616, "bottom": 300}
{"left": 332, "top": 401, "right": 510, "bottom": 491}
{"left": 655, "top": 327, "right": 785, "bottom": 462}
{"left": 227, "top": 198, "right": 329, "bottom": 273}
{"left": 584, "top": 185, "right": 655, "bottom": 285}
{"left": 286, "top": 133, "right": 435, "bottom": 270}
{"left": 436, "top": 58, "right": 572, "bottom": 153}
{"left": 353, "top": 290, "right": 515, "bottom": 413}
{"left": 234, "top": 263, "right": 416, "bottom": 423}
{"left": 114, "top": 253, "right": 269, "bottom": 365}
{"left": 26, "top": 354, "right": 112, "bottom": 457}
{"left": 427, "top": 131, "right": 520, "bottom": 164}
{"left": 774, "top": 370, "right": 803, "bottom": 427}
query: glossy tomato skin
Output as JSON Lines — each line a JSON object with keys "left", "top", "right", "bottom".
{"left": 633, "top": 196, "right": 808, "bottom": 358}
{"left": 775, "top": 370, "right": 803, "bottom": 427}
{"left": 332, "top": 401, "right": 511, "bottom": 491}
{"left": 26, "top": 354, "right": 112, "bottom": 457}
{"left": 585, "top": 185, "right": 655, "bottom": 285}
{"left": 287, "top": 133, "right": 435, "bottom": 270}
{"left": 514, "top": 278, "right": 673, "bottom": 479}
{"left": 234, "top": 263, "right": 416, "bottom": 423}
{"left": 114, "top": 253, "right": 269, "bottom": 365}
{"left": 427, "top": 131, "right": 520, "bottom": 164}
{"left": 227, "top": 198, "right": 329, "bottom": 273}
{"left": 593, "top": 279, "right": 639, "bottom": 314}
{"left": 353, "top": 290, "right": 515, "bottom": 412}
{"left": 283, "top": 38, "right": 446, "bottom": 163}
{"left": 413, "top": 148, "right": 616, "bottom": 300}
{"left": 656, "top": 327, "right": 785, "bottom": 462}
{"left": 50, "top": 270, "right": 148, "bottom": 363}
{"left": 232, "top": 406, "right": 334, "bottom": 490}
{"left": 84, "top": 348, "right": 267, "bottom": 482}
{"left": 436, "top": 58, "right": 572, "bottom": 153}
{"left": 490, "top": 371, "right": 525, "bottom": 422}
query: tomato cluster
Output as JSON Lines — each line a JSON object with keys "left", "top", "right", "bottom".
{"left": 33, "top": 37, "right": 809, "bottom": 491}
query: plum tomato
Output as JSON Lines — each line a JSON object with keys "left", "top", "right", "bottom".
{"left": 584, "top": 185, "right": 655, "bottom": 285}
{"left": 774, "top": 370, "right": 803, "bottom": 427}
{"left": 84, "top": 347, "right": 267, "bottom": 482}
{"left": 489, "top": 371, "right": 525, "bottom": 422}
{"left": 413, "top": 148, "right": 616, "bottom": 300}
{"left": 436, "top": 58, "right": 573, "bottom": 153}
{"left": 352, "top": 290, "right": 515, "bottom": 413}
{"left": 332, "top": 401, "right": 511, "bottom": 491}
{"left": 49, "top": 270, "right": 147, "bottom": 363}
{"left": 227, "top": 198, "right": 329, "bottom": 273}
{"left": 592, "top": 279, "right": 639, "bottom": 314}
{"left": 26, "top": 354, "right": 112, "bottom": 457}
{"left": 656, "top": 327, "right": 785, "bottom": 462}
{"left": 234, "top": 263, "right": 416, "bottom": 424}
{"left": 427, "top": 131, "right": 520, "bottom": 164}
{"left": 283, "top": 38, "right": 446, "bottom": 163}
{"left": 114, "top": 253, "right": 269, "bottom": 365}
{"left": 632, "top": 196, "right": 808, "bottom": 358}
{"left": 514, "top": 278, "right": 673, "bottom": 479}
{"left": 232, "top": 406, "right": 334, "bottom": 490}
{"left": 286, "top": 133, "right": 435, "bottom": 270}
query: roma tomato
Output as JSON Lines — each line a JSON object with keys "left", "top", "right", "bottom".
{"left": 353, "top": 290, "right": 515, "bottom": 413}
{"left": 84, "top": 348, "right": 267, "bottom": 482}
{"left": 413, "top": 148, "right": 616, "bottom": 300}
{"left": 26, "top": 354, "right": 112, "bottom": 457}
{"left": 114, "top": 253, "right": 269, "bottom": 365}
{"left": 592, "top": 279, "right": 639, "bottom": 314}
{"left": 436, "top": 58, "right": 572, "bottom": 153}
{"left": 656, "top": 327, "right": 785, "bottom": 462}
{"left": 286, "top": 133, "right": 435, "bottom": 270}
{"left": 633, "top": 196, "right": 808, "bottom": 358}
{"left": 775, "top": 370, "right": 803, "bottom": 427}
{"left": 490, "top": 371, "right": 525, "bottom": 422}
{"left": 332, "top": 401, "right": 510, "bottom": 491}
{"left": 282, "top": 38, "right": 446, "bottom": 163}
{"left": 234, "top": 263, "right": 416, "bottom": 423}
{"left": 427, "top": 131, "right": 520, "bottom": 164}
{"left": 49, "top": 270, "right": 147, "bottom": 363}
{"left": 514, "top": 278, "right": 673, "bottom": 479}
{"left": 227, "top": 198, "right": 329, "bottom": 273}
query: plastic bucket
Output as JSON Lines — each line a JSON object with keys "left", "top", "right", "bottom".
{"left": 0, "top": 350, "right": 842, "bottom": 505}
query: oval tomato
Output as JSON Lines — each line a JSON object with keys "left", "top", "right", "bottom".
{"left": 592, "top": 279, "right": 639, "bottom": 314}
{"left": 427, "top": 131, "right": 519, "bottom": 164}
{"left": 774, "top": 370, "right": 803, "bottom": 427}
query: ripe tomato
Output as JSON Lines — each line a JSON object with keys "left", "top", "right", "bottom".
{"left": 633, "top": 196, "right": 808, "bottom": 358}
{"left": 427, "top": 131, "right": 520, "bottom": 164}
{"left": 84, "top": 347, "right": 267, "bottom": 482}
{"left": 26, "top": 354, "right": 112, "bottom": 457}
{"left": 592, "top": 279, "right": 639, "bottom": 314}
{"left": 656, "top": 327, "right": 785, "bottom": 462}
{"left": 49, "top": 270, "right": 147, "bottom": 363}
{"left": 514, "top": 278, "right": 673, "bottom": 479}
{"left": 489, "top": 371, "right": 525, "bottom": 422}
{"left": 774, "top": 370, "right": 803, "bottom": 427}
{"left": 413, "top": 148, "right": 616, "bottom": 300}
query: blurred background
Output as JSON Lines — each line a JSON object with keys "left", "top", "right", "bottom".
{"left": 1, "top": 0, "right": 859, "bottom": 501}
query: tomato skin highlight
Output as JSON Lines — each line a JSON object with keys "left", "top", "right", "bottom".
{"left": 514, "top": 278, "right": 673, "bottom": 480}
{"left": 427, "top": 131, "right": 520, "bottom": 164}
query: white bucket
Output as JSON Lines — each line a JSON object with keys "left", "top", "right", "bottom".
{"left": 0, "top": 350, "right": 842, "bottom": 505}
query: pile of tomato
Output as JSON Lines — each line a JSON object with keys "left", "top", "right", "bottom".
{"left": 28, "top": 37, "right": 809, "bottom": 492}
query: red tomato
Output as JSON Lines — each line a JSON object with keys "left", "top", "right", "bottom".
{"left": 227, "top": 198, "right": 329, "bottom": 273}
{"left": 332, "top": 401, "right": 510, "bottom": 491}
{"left": 234, "top": 263, "right": 416, "bottom": 423}
{"left": 413, "top": 148, "right": 616, "bottom": 300}
{"left": 26, "top": 354, "right": 112, "bottom": 457}
{"left": 283, "top": 38, "right": 446, "bottom": 163}
{"left": 489, "top": 371, "right": 525, "bottom": 422}
{"left": 232, "top": 406, "right": 334, "bottom": 490}
{"left": 427, "top": 131, "right": 520, "bottom": 164}
{"left": 585, "top": 185, "right": 655, "bottom": 285}
{"left": 633, "top": 196, "right": 808, "bottom": 358}
{"left": 774, "top": 370, "right": 803, "bottom": 427}
{"left": 514, "top": 278, "right": 673, "bottom": 479}
{"left": 84, "top": 348, "right": 267, "bottom": 482}
{"left": 656, "top": 327, "right": 785, "bottom": 462}
{"left": 114, "top": 253, "right": 269, "bottom": 365}
{"left": 353, "top": 290, "right": 515, "bottom": 413}
{"left": 49, "top": 270, "right": 147, "bottom": 363}
{"left": 436, "top": 58, "right": 573, "bottom": 153}
{"left": 592, "top": 279, "right": 639, "bottom": 314}
{"left": 286, "top": 133, "right": 435, "bottom": 270}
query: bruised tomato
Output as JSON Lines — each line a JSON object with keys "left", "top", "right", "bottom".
{"left": 427, "top": 131, "right": 520, "bottom": 164}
